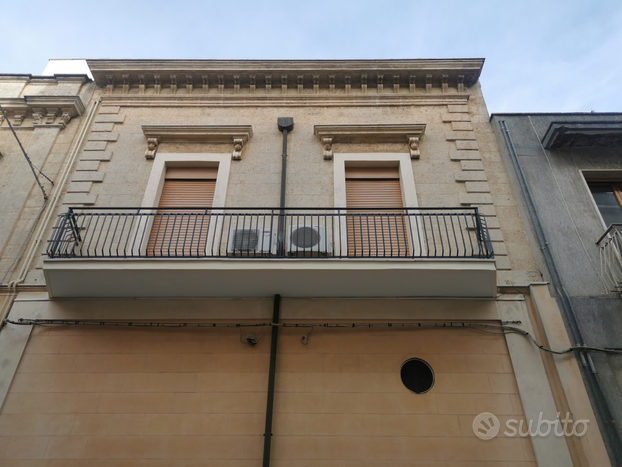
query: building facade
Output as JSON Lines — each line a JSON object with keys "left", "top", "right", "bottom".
{"left": 0, "top": 60, "right": 610, "bottom": 466}
{"left": 491, "top": 113, "right": 622, "bottom": 465}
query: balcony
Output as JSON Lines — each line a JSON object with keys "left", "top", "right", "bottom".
{"left": 43, "top": 207, "right": 496, "bottom": 299}
{"left": 597, "top": 224, "right": 622, "bottom": 296}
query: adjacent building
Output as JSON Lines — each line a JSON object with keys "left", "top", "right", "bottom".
{"left": 0, "top": 60, "right": 612, "bottom": 466}
{"left": 491, "top": 112, "right": 622, "bottom": 465}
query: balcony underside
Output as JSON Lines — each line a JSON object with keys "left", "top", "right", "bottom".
{"left": 43, "top": 259, "right": 497, "bottom": 299}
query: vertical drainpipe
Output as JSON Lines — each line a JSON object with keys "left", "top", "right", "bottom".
{"left": 262, "top": 118, "right": 293, "bottom": 467}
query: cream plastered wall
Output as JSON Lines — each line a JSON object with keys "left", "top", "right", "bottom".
{"left": 0, "top": 309, "right": 536, "bottom": 465}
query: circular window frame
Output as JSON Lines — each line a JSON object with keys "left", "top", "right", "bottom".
{"left": 400, "top": 358, "right": 435, "bottom": 394}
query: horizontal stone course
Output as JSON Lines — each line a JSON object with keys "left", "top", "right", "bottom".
{"left": 72, "top": 172, "right": 105, "bottom": 182}
{"left": 465, "top": 182, "right": 491, "bottom": 193}
{"left": 451, "top": 122, "right": 473, "bottom": 131}
{"left": 455, "top": 141, "right": 478, "bottom": 151}
{"left": 84, "top": 142, "right": 107, "bottom": 151}
{"left": 455, "top": 172, "right": 487, "bottom": 182}
{"left": 92, "top": 123, "right": 115, "bottom": 132}
{"left": 445, "top": 131, "right": 476, "bottom": 141}
{"left": 99, "top": 106, "right": 120, "bottom": 114}
{"left": 460, "top": 161, "right": 484, "bottom": 171}
{"left": 94, "top": 115, "right": 125, "bottom": 124}
{"left": 447, "top": 105, "right": 469, "bottom": 113}
{"left": 441, "top": 113, "right": 471, "bottom": 123}
{"left": 63, "top": 193, "right": 97, "bottom": 205}
{"left": 88, "top": 132, "right": 119, "bottom": 142}
{"left": 450, "top": 150, "right": 481, "bottom": 161}
{"left": 459, "top": 193, "right": 493, "bottom": 205}
{"left": 80, "top": 151, "right": 112, "bottom": 161}
{"left": 76, "top": 161, "right": 100, "bottom": 171}
{"left": 67, "top": 182, "right": 92, "bottom": 193}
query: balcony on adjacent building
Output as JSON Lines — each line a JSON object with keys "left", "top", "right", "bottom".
{"left": 43, "top": 207, "right": 496, "bottom": 298}
{"left": 597, "top": 224, "right": 622, "bottom": 296}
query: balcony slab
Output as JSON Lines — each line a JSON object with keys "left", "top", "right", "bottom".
{"left": 43, "top": 259, "right": 497, "bottom": 299}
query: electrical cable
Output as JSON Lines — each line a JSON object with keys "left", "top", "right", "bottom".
{"left": 4, "top": 317, "right": 622, "bottom": 356}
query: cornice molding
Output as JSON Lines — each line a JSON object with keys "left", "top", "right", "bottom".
{"left": 88, "top": 59, "right": 483, "bottom": 95}
{"left": 0, "top": 95, "right": 85, "bottom": 127}
{"left": 542, "top": 122, "right": 622, "bottom": 149}
{"left": 100, "top": 94, "right": 469, "bottom": 108}
{"left": 141, "top": 124, "right": 253, "bottom": 160}
{"left": 314, "top": 124, "right": 426, "bottom": 159}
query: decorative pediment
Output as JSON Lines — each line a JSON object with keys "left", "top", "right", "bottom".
{"left": 141, "top": 124, "right": 253, "bottom": 160}
{"left": 313, "top": 124, "right": 426, "bottom": 159}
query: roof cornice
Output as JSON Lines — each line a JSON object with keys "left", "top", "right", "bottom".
{"left": 87, "top": 58, "right": 484, "bottom": 94}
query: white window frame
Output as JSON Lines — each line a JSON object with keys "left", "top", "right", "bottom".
{"left": 134, "top": 153, "right": 232, "bottom": 256}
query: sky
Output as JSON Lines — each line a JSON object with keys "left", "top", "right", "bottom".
{"left": 2, "top": 0, "right": 621, "bottom": 114}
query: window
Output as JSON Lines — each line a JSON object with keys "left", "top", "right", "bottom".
{"left": 147, "top": 167, "right": 218, "bottom": 256}
{"left": 587, "top": 181, "right": 622, "bottom": 227}
{"left": 345, "top": 166, "right": 408, "bottom": 256}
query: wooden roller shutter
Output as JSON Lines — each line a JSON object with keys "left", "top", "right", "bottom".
{"left": 147, "top": 167, "right": 217, "bottom": 256}
{"left": 345, "top": 167, "right": 408, "bottom": 257}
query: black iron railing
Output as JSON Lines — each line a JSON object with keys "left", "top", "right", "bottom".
{"left": 596, "top": 224, "right": 622, "bottom": 294}
{"left": 46, "top": 207, "right": 494, "bottom": 260}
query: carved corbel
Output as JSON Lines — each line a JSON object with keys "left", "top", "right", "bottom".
{"left": 32, "top": 112, "right": 44, "bottom": 124}
{"left": 145, "top": 137, "right": 159, "bottom": 160}
{"left": 345, "top": 75, "right": 351, "bottom": 94}
{"left": 218, "top": 75, "right": 225, "bottom": 94}
{"left": 0, "top": 114, "right": 4, "bottom": 126}
{"left": 202, "top": 75, "right": 209, "bottom": 93}
{"left": 297, "top": 75, "right": 304, "bottom": 94}
{"left": 329, "top": 75, "right": 335, "bottom": 94}
{"left": 170, "top": 75, "right": 177, "bottom": 94}
{"left": 186, "top": 75, "right": 193, "bottom": 94}
{"left": 154, "top": 75, "right": 161, "bottom": 95}
{"left": 233, "top": 75, "right": 240, "bottom": 94}
{"left": 425, "top": 74, "right": 432, "bottom": 92}
{"left": 457, "top": 75, "right": 465, "bottom": 93}
{"left": 361, "top": 74, "right": 368, "bottom": 94}
{"left": 232, "top": 138, "right": 244, "bottom": 160}
{"left": 409, "top": 75, "right": 416, "bottom": 93}
{"left": 281, "top": 75, "right": 288, "bottom": 94}
{"left": 249, "top": 75, "right": 256, "bottom": 93}
{"left": 122, "top": 75, "right": 130, "bottom": 94}
{"left": 408, "top": 136, "right": 420, "bottom": 159}
{"left": 322, "top": 137, "right": 333, "bottom": 160}
{"left": 393, "top": 75, "right": 400, "bottom": 93}
{"left": 441, "top": 74, "right": 448, "bottom": 93}
{"left": 138, "top": 75, "right": 146, "bottom": 94}
{"left": 59, "top": 113, "right": 71, "bottom": 127}
{"left": 13, "top": 114, "right": 25, "bottom": 126}
{"left": 45, "top": 109, "right": 59, "bottom": 124}
{"left": 377, "top": 74, "right": 384, "bottom": 94}
{"left": 313, "top": 75, "right": 320, "bottom": 94}
{"left": 265, "top": 75, "right": 272, "bottom": 92}
{"left": 106, "top": 75, "right": 115, "bottom": 94}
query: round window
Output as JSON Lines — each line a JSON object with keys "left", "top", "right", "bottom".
{"left": 400, "top": 358, "right": 434, "bottom": 394}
